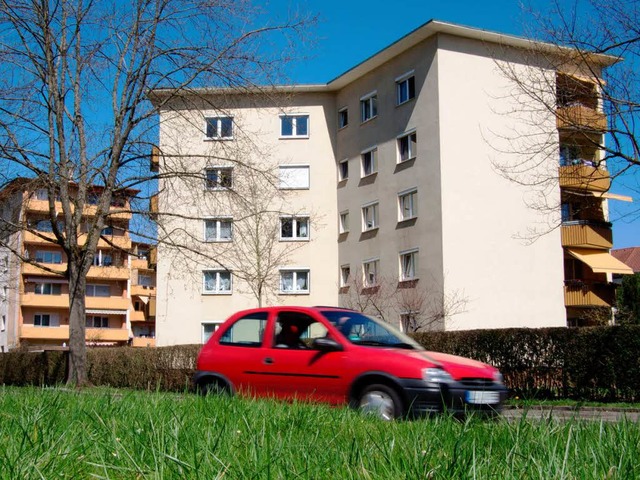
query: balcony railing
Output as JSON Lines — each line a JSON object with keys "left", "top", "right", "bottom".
{"left": 23, "top": 231, "right": 131, "bottom": 249}
{"left": 20, "top": 324, "right": 129, "bottom": 342}
{"left": 21, "top": 293, "right": 130, "bottom": 310}
{"left": 564, "top": 281, "right": 615, "bottom": 307}
{"left": 561, "top": 222, "right": 612, "bottom": 249}
{"left": 130, "top": 284, "right": 156, "bottom": 297}
{"left": 151, "top": 146, "right": 160, "bottom": 172}
{"left": 132, "top": 337, "right": 156, "bottom": 347}
{"left": 557, "top": 105, "right": 607, "bottom": 131}
{"left": 24, "top": 198, "right": 132, "bottom": 220}
{"left": 558, "top": 164, "right": 611, "bottom": 192}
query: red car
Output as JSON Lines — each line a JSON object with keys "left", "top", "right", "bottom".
{"left": 194, "top": 306, "right": 508, "bottom": 419}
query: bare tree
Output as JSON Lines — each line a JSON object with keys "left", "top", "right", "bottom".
{"left": 489, "top": 0, "right": 638, "bottom": 230}
{"left": 340, "top": 272, "right": 396, "bottom": 323}
{"left": 0, "top": 0, "right": 309, "bottom": 385}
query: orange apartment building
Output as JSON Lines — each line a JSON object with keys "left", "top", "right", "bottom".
{"left": 0, "top": 179, "right": 156, "bottom": 351}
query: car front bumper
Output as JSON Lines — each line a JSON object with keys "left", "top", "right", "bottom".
{"left": 399, "top": 379, "right": 509, "bottom": 417}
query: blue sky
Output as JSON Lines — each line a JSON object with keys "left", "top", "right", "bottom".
{"left": 262, "top": 0, "right": 639, "bottom": 249}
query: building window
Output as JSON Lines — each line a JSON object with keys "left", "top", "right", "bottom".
{"left": 0, "top": 315, "right": 5, "bottom": 332}
{"left": 400, "top": 249, "right": 418, "bottom": 281}
{"left": 280, "top": 115, "right": 309, "bottom": 138}
{"left": 205, "top": 116, "right": 233, "bottom": 140}
{"left": 202, "top": 322, "right": 223, "bottom": 344}
{"left": 361, "top": 148, "right": 377, "bottom": 177}
{"left": 338, "top": 108, "right": 348, "bottom": 129}
{"left": 363, "top": 259, "right": 379, "bottom": 287}
{"left": 339, "top": 211, "right": 349, "bottom": 233}
{"left": 86, "top": 316, "right": 109, "bottom": 328}
{"left": 396, "top": 72, "right": 415, "bottom": 105}
{"left": 35, "top": 188, "right": 48, "bottom": 200}
{"left": 280, "top": 217, "right": 309, "bottom": 240}
{"left": 86, "top": 284, "right": 110, "bottom": 297}
{"left": 338, "top": 159, "right": 349, "bottom": 181}
{"left": 397, "top": 131, "right": 417, "bottom": 163}
{"left": 34, "top": 313, "right": 59, "bottom": 327}
{"left": 101, "top": 226, "right": 114, "bottom": 235}
{"left": 203, "top": 270, "right": 232, "bottom": 294}
{"left": 340, "top": 265, "right": 351, "bottom": 287}
{"left": 362, "top": 202, "right": 379, "bottom": 231}
{"left": 92, "top": 250, "right": 113, "bottom": 267}
{"left": 360, "top": 92, "right": 378, "bottom": 122}
{"left": 279, "top": 165, "right": 310, "bottom": 189}
{"left": 398, "top": 189, "right": 417, "bottom": 221}
{"left": 35, "top": 250, "right": 62, "bottom": 264}
{"left": 138, "top": 274, "right": 153, "bottom": 287}
{"left": 280, "top": 270, "right": 310, "bottom": 294}
{"left": 204, "top": 218, "right": 233, "bottom": 242}
{"left": 205, "top": 167, "right": 233, "bottom": 190}
{"left": 34, "top": 283, "right": 62, "bottom": 295}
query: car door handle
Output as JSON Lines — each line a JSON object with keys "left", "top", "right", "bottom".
{"left": 263, "top": 357, "right": 274, "bottom": 365}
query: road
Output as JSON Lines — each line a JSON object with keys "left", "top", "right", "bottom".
{"left": 502, "top": 406, "right": 640, "bottom": 423}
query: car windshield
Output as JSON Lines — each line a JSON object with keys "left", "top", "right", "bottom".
{"left": 320, "top": 310, "right": 423, "bottom": 350}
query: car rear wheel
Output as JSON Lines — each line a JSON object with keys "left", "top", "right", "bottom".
{"left": 197, "top": 379, "right": 230, "bottom": 396}
{"left": 357, "top": 384, "right": 403, "bottom": 420}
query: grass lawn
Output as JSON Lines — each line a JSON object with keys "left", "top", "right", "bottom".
{"left": 0, "top": 386, "right": 639, "bottom": 479}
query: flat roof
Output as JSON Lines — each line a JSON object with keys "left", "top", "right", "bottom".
{"left": 148, "top": 19, "right": 619, "bottom": 100}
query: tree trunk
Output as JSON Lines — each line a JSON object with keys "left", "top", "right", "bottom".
{"left": 67, "top": 257, "right": 89, "bottom": 386}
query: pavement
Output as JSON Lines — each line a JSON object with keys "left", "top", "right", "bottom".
{"left": 502, "top": 405, "right": 640, "bottom": 422}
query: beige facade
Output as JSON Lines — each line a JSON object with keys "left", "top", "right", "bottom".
{"left": 152, "top": 20, "right": 628, "bottom": 344}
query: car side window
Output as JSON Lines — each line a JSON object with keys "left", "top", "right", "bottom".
{"left": 274, "top": 312, "right": 329, "bottom": 349}
{"left": 219, "top": 312, "right": 268, "bottom": 347}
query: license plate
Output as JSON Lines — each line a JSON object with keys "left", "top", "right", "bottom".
{"left": 465, "top": 391, "right": 500, "bottom": 404}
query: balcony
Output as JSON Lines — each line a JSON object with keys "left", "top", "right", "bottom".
{"left": 87, "top": 265, "right": 129, "bottom": 280}
{"left": 559, "top": 164, "right": 611, "bottom": 192}
{"left": 20, "top": 324, "right": 129, "bottom": 343}
{"left": 130, "top": 310, "right": 146, "bottom": 322}
{"left": 150, "top": 194, "right": 158, "bottom": 220}
{"left": 21, "top": 293, "right": 130, "bottom": 310}
{"left": 557, "top": 105, "right": 607, "bottom": 132}
{"left": 151, "top": 146, "right": 160, "bottom": 172}
{"left": 23, "top": 231, "right": 131, "bottom": 249}
{"left": 130, "top": 258, "right": 148, "bottom": 269}
{"left": 22, "top": 262, "right": 66, "bottom": 277}
{"left": 24, "top": 198, "right": 131, "bottom": 220}
{"left": 561, "top": 222, "right": 612, "bottom": 249}
{"left": 564, "top": 282, "right": 615, "bottom": 307}
{"left": 132, "top": 337, "right": 156, "bottom": 347}
{"left": 130, "top": 284, "right": 156, "bottom": 297}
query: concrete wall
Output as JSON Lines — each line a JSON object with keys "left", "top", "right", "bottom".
{"left": 156, "top": 93, "right": 339, "bottom": 345}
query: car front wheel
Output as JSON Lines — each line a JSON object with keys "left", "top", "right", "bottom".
{"left": 357, "top": 384, "right": 403, "bottom": 420}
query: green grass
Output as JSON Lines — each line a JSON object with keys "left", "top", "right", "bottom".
{"left": 0, "top": 387, "right": 639, "bottom": 479}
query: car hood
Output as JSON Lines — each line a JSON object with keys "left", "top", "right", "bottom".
{"left": 393, "top": 349, "right": 497, "bottom": 380}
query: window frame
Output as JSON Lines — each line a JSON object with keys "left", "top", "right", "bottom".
{"left": 399, "top": 248, "right": 419, "bottom": 281}
{"left": 360, "top": 91, "right": 378, "bottom": 123}
{"left": 339, "top": 211, "right": 349, "bottom": 234}
{"left": 396, "top": 71, "right": 416, "bottom": 106}
{"left": 35, "top": 250, "right": 62, "bottom": 264}
{"left": 279, "top": 269, "right": 310, "bottom": 294}
{"left": 280, "top": 216, "right": 310, "bottom": 241}
{"left": 360, "top": 147, "right": 378, "bottom": 177}
{"left": 362, "top": 258, "right": 380, "bottom": 287}
{"left": 397, "top": 130, "right": 417, "bottom": 163}
{"left": 361, "top": 202, "right": 379, "bottom": 232}
{"left": 203, "top": 270, "right": 232, "bottom": 295}
{"left": 201, "top": 321, "right": 223, "bottom": 344}
{"left": 278, "top": 165, "right": 310, "bottom": 190}
{"left": 338, "top": 159, "right": 349, "bottom": 181}
{"left": 86, "top": 315, "right": 109, "bottom": 328}
{"left": 86, "top": 284, "right": 111, "bottom": 297}
{"left": 204, "top": 217, "right": 233, "bottom": 242}
{"left": 34, "top": 313, "right": 59, "bottom": 327}
{"left": 204, "top": 116, "right": 234, "bottom": 140}
{"left": 34, "top": 283, "right": 62, "bottom": 295}
{"left": 205, "top": 167, "right": 234, "bottom": 190}
{"left": 398, "top": 188, "right": 418, "bottom": 221}
{"left": 338, "top": 107, "right": 349, "bottom": 129}
{"left": 340, "top": 264, "right": 351, "bottom": 287}
{"left": 279, "top": 114, "right": 309, "bottom": 138}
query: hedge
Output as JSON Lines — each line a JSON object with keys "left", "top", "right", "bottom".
{"left": 1, "top": 326, "right": 640, "bottom": 402}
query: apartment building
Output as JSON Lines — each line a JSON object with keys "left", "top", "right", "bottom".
{"left": 0, "top": 178, "right": 146, "bottom": 351}
{"left": 151, "top": 20, "right": 631, "bottom": 345}
{"left": 129, "top": 242, "right": 157, "bottom": 347}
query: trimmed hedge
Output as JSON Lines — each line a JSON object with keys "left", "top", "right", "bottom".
{"left": 1, "top": 326, "right": 640, "bottom": 402}
{"left": 413, "top": 325, "right": 640, "bottom": 402}
{"left": 0, "top": 345, "right": 201, "bottom": 392}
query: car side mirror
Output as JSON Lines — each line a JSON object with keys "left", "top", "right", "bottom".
{"left": 312, "top": 337, "right": 343, "bottom": 352}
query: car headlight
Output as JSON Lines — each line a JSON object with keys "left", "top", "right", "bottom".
{"left": 493, "top": 371, "right": 504, "bottom": 384}
{"left": 422, "top": 368, "right": 454, "bottom": 386}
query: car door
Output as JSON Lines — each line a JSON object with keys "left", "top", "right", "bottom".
{"left": 257, "top": 310, "right": 349, "bottom": 404}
